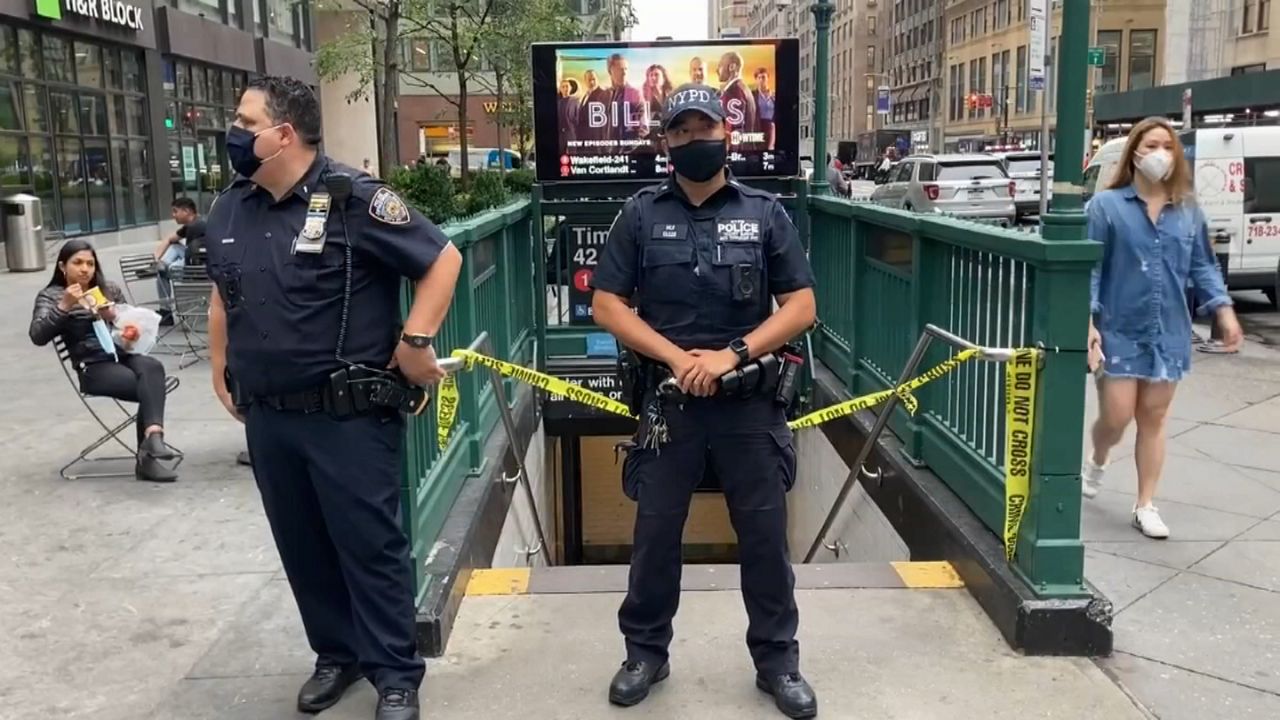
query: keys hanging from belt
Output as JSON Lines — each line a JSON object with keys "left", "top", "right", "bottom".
{"left": 639, "top": 395, "right": 670, "bottom": 452}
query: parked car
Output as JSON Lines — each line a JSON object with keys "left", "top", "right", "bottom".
{"left": 996, "top": 150, "right": 1053, "bottom": 221}
{"left": 869, "top": 153, "right": 1016, "bottom": 225}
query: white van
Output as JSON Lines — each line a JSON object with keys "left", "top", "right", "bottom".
{"left": 1084, "top": 127, "right": 1280, "bottom": 304}
{"left": 444, "top": 147, "right": 521, "bottom": 177}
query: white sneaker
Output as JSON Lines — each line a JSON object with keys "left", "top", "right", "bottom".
{"left": 1081, "top": 459, "right": 1106, "bottom": 499}
{"left": 1132, "top": 504, "right": 1170, "bottom": 539}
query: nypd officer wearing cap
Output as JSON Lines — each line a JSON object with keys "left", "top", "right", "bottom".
{"left": 591, "top": 84, "right": 819, "bottom": 718}
{"left": 206, "top": 76, "right": 462, "bottom": 720}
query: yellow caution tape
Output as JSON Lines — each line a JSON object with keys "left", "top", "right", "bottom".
{"left": 431, "top": 344, "right": 1039, "bottom": 563}
{"left": 1001, "top": 349, "right": 1039, "bottom": 562}
{"left": 435, "top": 370, "right": 460, "bottom": 452}
{"left": 785, "top": 348, "right": 979, "bottom": 430}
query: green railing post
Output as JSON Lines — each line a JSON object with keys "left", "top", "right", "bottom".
{"left": 532, "top": 187, "right": 549, "bottom": 371}
{"left": 1012, "top": 0, "right": 1091, "bottom": 595}
{"left": 454, "top": 232, "right": 483, "bottom": 470}
{"left": 809, "top": 0, "right": 834, "bottom": 196}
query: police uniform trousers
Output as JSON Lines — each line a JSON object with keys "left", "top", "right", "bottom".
{"left": 619, "top": 392, "right": 800, "bottom": 675}
{"left": 246, "top": 402, "right": 424, "bottom": 691}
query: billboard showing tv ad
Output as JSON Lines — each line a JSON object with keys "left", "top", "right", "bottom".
{"left": 531, "top": 39, "right": 801, "bottom": 183}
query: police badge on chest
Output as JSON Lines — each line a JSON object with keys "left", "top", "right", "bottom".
{"left": 293, "top": 192, "right": 332, "bottom": 254}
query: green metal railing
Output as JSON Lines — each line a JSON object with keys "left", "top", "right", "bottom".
{"left": 399, "top": 199, "right": 538, "bottom": 604}
{"left": 808, "top": 198, "right": 1099, "bottom": 597}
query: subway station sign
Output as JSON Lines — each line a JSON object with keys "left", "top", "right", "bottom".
{"left": 35, "top": 0, "right": 146, "bottom": 31}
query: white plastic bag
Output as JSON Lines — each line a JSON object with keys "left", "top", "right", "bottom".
{"left": 111, "top": 305, "right": 162, "bottom": 356}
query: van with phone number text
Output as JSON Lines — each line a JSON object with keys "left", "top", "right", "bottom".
{"left": 1084, "top": 127, "right": 1280, "bottom": 306}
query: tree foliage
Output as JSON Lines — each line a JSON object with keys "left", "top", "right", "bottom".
{"left": 316, "top": 0, "right": 585, "bottom": 185}
{"left": 473, "top": 0, "right": 581, "bottom": 160}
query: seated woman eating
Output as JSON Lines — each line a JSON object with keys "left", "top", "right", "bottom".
{"left": 30, "top": 240, "right": 178, "bottom": 482}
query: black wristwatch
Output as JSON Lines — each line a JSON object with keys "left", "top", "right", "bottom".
{"left": 728, "top": 337, "right": 750, "bottom": 365}
{"left": 400, "top": 332, "right": 434, "bottom": 349}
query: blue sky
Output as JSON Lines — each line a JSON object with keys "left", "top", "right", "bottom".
{"left": 631, "top": 0, "right": 709, "bottom": 41}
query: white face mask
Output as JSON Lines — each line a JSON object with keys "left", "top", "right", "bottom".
{"left": 1135, "top": 149, "right": 1173, "bottom": 181}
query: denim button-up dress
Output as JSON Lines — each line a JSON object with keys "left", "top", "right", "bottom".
{"left": 1087, "top": 184, "right": 1232, "bottom": 382}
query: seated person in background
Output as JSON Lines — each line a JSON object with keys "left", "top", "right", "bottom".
{"left": 152, "top": 197, "right": 207, "bottom": 326}
{"left": 30, "top": 240, "right": 179, "bottom": 483}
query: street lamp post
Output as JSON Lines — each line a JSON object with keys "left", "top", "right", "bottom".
{"left": 810, "top": 0, "right": 835, "bottom": 195}
{"left": 1043, "top": 0, "right": 1088, "bottom": 231}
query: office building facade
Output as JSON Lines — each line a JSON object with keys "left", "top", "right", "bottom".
{"left": 0, "top": 0, "right": 317, "bottom": 251}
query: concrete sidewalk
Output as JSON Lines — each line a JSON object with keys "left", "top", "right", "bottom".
{"left": 0, "top": 240, "right": 1269, "bottom": 719}
{"left": 1082, "top": 323, "right": 1280, "bottom": 719}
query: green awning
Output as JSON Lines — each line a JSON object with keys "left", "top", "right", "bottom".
{"left": 1093, "top": 70, "right": 1280, "bottom": 123}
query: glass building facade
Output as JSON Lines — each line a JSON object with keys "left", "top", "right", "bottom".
{"left": 0, "top": 0, "right": 316, "bottom": 242}
{"left": 0, "top": 27, "right": 155, "bottom": 235}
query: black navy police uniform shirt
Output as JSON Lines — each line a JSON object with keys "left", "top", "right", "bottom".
{"left": 590, "top": 175, "right": 814, "bottom": 351}
{"left": 205, "top": 155, "right": 450, "bottom": 397}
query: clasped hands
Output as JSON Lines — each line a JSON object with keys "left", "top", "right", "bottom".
{"left": 666, "top": 347, "right": 740, "bottom": 397}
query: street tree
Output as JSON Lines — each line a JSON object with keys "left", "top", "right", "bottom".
{"left": 316, "top": 0, "right": 509, "bottom": 188}
{"left": 474, "top": 0, "right": 581, "bottom": 163}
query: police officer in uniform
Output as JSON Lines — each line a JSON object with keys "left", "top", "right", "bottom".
{"left": 206, "top": 76, "right": 462, "bottom": 720}
{"left": 591, "top": 84, "right": 819, "bottom": 718}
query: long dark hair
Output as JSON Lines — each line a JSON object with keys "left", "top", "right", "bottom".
{"left": 48, "top": 239, "right": 106, "bottom": 290}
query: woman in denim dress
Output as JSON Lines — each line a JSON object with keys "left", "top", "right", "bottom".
{"left": 1082, "top": 117, "right": 1243, "bottom": 538}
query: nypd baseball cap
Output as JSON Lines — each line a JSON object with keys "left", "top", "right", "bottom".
{"left": 662, "top": 83, "right": 725, "bottom": 132}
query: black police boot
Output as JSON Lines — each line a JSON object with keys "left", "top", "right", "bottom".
{"left": 134, "top": 456, "right": 178, "bottom": 483}
{"left": 235, "top": 450, "right": 252, "bottom": 466}
{"left": 756, "top": 672, "right": 818, "bottom": 719}
{"left": 375, "top": 688, "right": 419, "bottom": 720}
{"left": 158, "top": 308, "right": 174, "bottom": 327}
{"left": 608, "top": 660, "right": 670, "bottom": 707}
{"left": 140, "top": 431, "right": 178, "bottom": 460}
{"left": 296, "top": 665, "right": 361, "bottom": 713}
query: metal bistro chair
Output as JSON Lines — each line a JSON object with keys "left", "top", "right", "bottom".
{"left": 171, "top": 273, "right": 213, "bottom": 369}
{"left": 117, "top": 252, "right": 185, "bottom": 356}
{"left": 52, "top": 336, "right": 183, "bottom": 480}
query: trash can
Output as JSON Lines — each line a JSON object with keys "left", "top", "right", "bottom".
{"left": 3, "top": 193, "right": 45, "bottom": 272}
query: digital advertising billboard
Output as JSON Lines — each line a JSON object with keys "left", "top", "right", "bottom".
{"left": 531, "top": 39, "right": 801, "bottom": 183}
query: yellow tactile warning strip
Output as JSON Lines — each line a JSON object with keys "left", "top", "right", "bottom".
{"left": 465, "top": 562, "right": 964, "bottom": 596}
{"left": 891, "top": 561, "right": 965, "bottom": 588}
{"left": 465, "top": 568, "right": 530, "bottom": 596}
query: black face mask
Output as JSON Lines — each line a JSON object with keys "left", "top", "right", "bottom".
{"left": 668, "top": 139, "right": 727, "bottom": 182}
{"left": 226, "top": 126, "right": 261, "bottom": 178}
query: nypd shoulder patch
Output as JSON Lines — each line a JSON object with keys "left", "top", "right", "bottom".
{"left": 369, "top": 187, "right": 411, "bottom": 225}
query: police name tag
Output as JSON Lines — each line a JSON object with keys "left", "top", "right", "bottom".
{"left": 293, "top": 192, "right": 331, "bottom": 254}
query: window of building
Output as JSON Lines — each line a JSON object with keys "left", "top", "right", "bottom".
{"left": 407, "top": 38, "right": 431, "bottom": 71}
{"left": 1231, "top": 63, "right": 1267, "bottom": 75}
{"left": 1262, "top": 0, "right": 1271, "bottom": 30}
{"left": 164, "top": 58, "right": 247, "bottom": 216}
{"left": 1127, "top": 30, "right": 1156, "bottom": 90}
{"left": 968, "top": 59, "right": 979, "bottom": 119}
{"left": 172, "top": 0, "right": 226, "bottom": 25}
{"left": 869, "top": 15, "right": 877, "bottom": 34}
{"left": 263, "top": 0, "right": 306, "bottom": 49}
{"left": 0, "top": 28, "right": 154, "bottom": 236}
{"left": 1243, "top": 0, "right": 1256, "bottom": 33}
{"left": 867, "top": 45, "right": 876, "bottom": 68}
{"left": 1095, "top": 30, "right": 1121, "bottom": 93}
{"left": 995, "top": 0, "right": 1009, "bottom": 29}
{"left": 992, "top": 51, "right": 1004, "bottom": 120}
{"left": 1015, "top": 44, "right": 1027, "bottom": 112}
